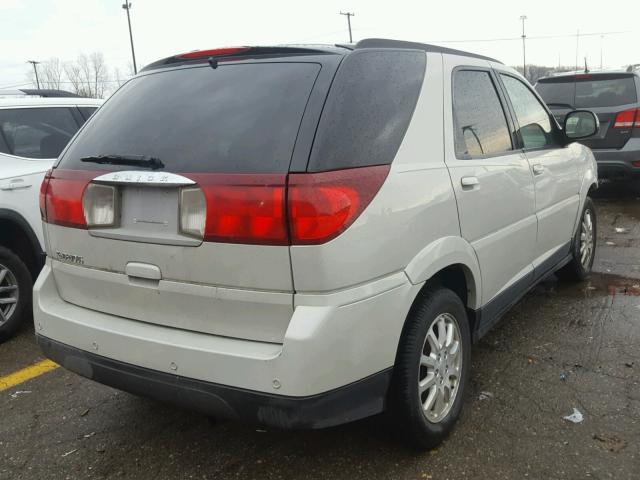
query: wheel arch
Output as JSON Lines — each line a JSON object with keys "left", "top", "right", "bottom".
{"left": 0, "top": 209, "right": 45, "bottom": 280}
{"left": 404, "top": 236, "right": 481, "bottom": 310}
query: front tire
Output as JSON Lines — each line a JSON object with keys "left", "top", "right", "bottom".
{"left": 557, "top": 197, "right": 596, "bottom": 281}
{"left": 391, "top": 287, "right": 471, "bottom": 450}
{"left": 0, "top": 246, "right": 32, "bottom": 343}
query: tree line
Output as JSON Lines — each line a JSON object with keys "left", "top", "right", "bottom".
{"left": 26, "top": 53, "right": 134, "bottom": 98}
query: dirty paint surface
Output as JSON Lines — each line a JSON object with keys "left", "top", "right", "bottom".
{"left": 1, "top": 181, "right": 639, "bottom": 479}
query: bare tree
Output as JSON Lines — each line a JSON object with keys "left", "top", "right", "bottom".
{"left": 26, "top": 57, "right": 64, "bottom": 90}
{"left": 62, "top": 52, "right": 111, "bottom": 98}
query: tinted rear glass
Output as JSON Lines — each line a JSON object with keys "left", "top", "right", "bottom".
{"left": 59, "top": 63, "right": 320, "bottom": 173}
{"left": 536, "top": 75, "right": 637, "bottom": 108}
{"left": 308, "top": 50, "right": 425, "bottom": 172}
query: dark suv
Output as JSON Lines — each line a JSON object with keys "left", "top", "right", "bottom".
{"left": 535, "top": 71, "right": 640, "bottom": 179}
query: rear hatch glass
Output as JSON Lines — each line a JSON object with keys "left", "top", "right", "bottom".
{"left": 60, "top": 62, "right": 320, "bottom": 173}
{"left": 48, "top": 61, "right": 321, "bottom": 343}
{"left": 536, "top": 74, "right": 638, "bottom": 149}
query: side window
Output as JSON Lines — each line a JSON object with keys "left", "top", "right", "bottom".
{"left": 500, "top": 74, "right": 560, "bottom": 150}
{"left": 0, "top": 108, "right": 78, "bottom": 159}
{"left": 453, "top": 70, "right": 513, "bottom": 158}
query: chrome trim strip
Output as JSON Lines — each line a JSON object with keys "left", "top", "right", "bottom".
{"left": 91, "top": 171, "right": 195, "bottom": 186}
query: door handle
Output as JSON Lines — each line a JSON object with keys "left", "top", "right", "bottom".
{"left": 0, "top": 179, "right": 32, "bottom": 191}
{"left": 461, "top": 176, "right": 479, "bottom": 187}
{"left": 532, "top": 164, "right": 545, "bottom": 175}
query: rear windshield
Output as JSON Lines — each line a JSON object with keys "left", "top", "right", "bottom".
{"left": 536, "top": 74, "right": 637, "bottom": 108}
{"left": 58, "top": 63, "right": 320, "bottom": 173}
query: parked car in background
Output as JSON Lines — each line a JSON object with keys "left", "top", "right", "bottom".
{"left": 0, "top": 92, "right": 102, "bottom": 341}
{"left": 535, "top": 71, "right": 640, "bottom": 180}
{"left": 35, "top": 40, "right": 599, "bottom": 448}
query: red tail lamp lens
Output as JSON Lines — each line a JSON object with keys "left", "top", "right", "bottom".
{"left": 288, "top": 165, "right": 390, "bottom": 245}
{"left": 613, "top": 108, "right": 640, "bottom": 129}
{"left": 185, "top": 173, "right": 288, "bottom": 245}
{"left": 43, "top": 170, "right": 98, "bottom": 228}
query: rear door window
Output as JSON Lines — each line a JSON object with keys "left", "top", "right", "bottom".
{"left": 59, "top": 63, "right": 321, "bottom": 173}
{"left": 452, "top": 70, "right": 513, "bottom": 157}
{"left": 0, "top": 107, "right": 79, "bottom": 159}
{"left": 536, "top": 74, "right": 638, "bottom": 108}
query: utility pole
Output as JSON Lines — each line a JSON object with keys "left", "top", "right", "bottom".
{"left": 600, "top": 34, "right": 604, "bottom": 70}
{"left": 122, "top": 2, "right": 138, "bottom": 74}
{"left": 340, "top": 12, "right": 355, "bottom": 43}
{"left": 520, "top": 15, "right": 527, "bottom": 80}
{"left": 575, "top": 29, "right": 580, "bottom": 72}
{"left": 27, "top": 60, "right": 41, "bottom": 89}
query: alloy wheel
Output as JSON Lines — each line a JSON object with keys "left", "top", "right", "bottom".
{"left": 0, "top": 264, "right": 19, "bottom": 326}
{"left": 580, "top": 209, "right": 594, "bottom": 269}
{"left": 418, "top": 312, "right": 463, "bottom": 423}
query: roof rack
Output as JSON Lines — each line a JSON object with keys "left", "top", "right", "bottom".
{"left": 353, "top": 38, "right": 503, "bottom": 64}
{"left": 0, "top": 88, "right": 85, "bottom": 98}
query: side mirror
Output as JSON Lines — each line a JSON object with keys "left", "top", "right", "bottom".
{"left": 564, "top": 110, "right": 599, "bottom": 140}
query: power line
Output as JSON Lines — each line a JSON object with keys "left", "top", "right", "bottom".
{"left": 428, "top": 30, "right": 629, "bottom": 44}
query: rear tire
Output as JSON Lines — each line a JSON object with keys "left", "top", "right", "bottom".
{"left": 557, "top": 197, "right": 596, "bottom": 281}
{"left": 391, "top": 287, "right": 471, "bottom": 450}
{"left": 0, "top": 246, "right": 32, "bottom": 343}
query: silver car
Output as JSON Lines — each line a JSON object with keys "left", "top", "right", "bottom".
{"left": 34, "top": 39, "right": 599, "bottom": 448}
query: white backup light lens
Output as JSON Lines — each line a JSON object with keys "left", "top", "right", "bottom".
{"left": 83, "top": 183, "right": 116, "bottom": 227}
{"left": 180, "top": 187, "right": 206, "bottom": 239}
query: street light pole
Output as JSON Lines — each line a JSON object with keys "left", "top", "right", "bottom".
{"left": 340, "top": 12, "right": 355, "bottom": 43}
{"left": 122, "top": 2, "right": 138, "bottom": 74}
{"left": 27, "top": 60, "right": 41, "bottom": 89}
{"left": 520, "top": 15, "right": 527, "bottom": 81}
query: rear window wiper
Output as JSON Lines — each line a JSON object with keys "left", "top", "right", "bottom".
{"left": 545, "top": 102, "right": 574, "bottom": 109}
{"left": 80, "top": 154, "right": 165, "bottom": 170}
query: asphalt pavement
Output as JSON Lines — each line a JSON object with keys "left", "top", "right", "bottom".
{"left": 1, "top": 181, "right": 639, "bottom": 480}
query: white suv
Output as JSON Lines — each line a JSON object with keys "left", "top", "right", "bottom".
{"left": 0, "top": 93, "right": 102, "bottom": 341}
{"left": 34, "top": 40, "right": 599, "bottom": 448}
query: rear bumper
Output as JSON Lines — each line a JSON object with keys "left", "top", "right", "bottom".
{"left": 37, "top": 335, "right": 392, "bottom": 429}
{"left": 34, "top": 260, "right": 420, "bottom": 427}
{"left": 592, "top": 138, "right": 640, "bottom": 179}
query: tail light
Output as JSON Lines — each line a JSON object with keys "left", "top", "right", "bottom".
{"left": 42, "top": 165, "right": 390, "bottom": 245}
{"left": 613, "top": 108, "right": 640, "bottom": 128}
{"left": 288, "top": 165, "right": 390, "bottom": 245}
{"left": 186, "top": 174, "right": 288, "bottom": 245}
{"left": 186, "top": 165, "right": 389, "bottom": 245}
{"left": 41, "top": 170, "right": 97, "bottom": 228}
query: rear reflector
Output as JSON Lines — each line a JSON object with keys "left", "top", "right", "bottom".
{"left": 632, "top": 161, "right": 640, "bottom": 168}
{"left": 288, "top": 165, "right": 390, "bottom": 245}
{"left": 613, "top": 108, "right": 640, "bottom": 128}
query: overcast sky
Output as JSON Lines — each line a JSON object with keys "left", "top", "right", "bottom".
{"left": 1, "top": 0, "right": 639, "bottom": 90}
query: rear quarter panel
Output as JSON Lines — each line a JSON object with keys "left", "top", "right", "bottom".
{"left": 290, "top": 52, "right": 462, "bottom": 293}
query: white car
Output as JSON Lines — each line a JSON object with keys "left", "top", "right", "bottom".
{"left": 0, "top": 93, "right": 102, "bottom": 341}
{"left": 34, "top": 40, "right": 598, "bottom": 448}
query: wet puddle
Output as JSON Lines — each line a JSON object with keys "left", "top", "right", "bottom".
{"left": 535, "top": 272, "right": 640, "bottom": 298}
